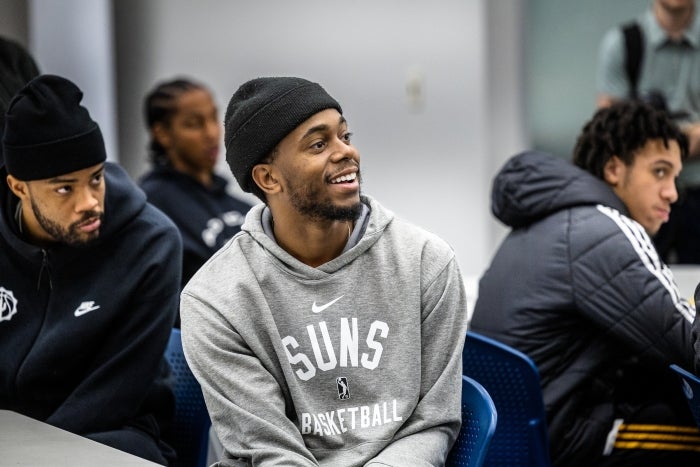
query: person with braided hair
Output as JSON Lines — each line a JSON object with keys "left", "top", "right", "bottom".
{"left": 471, "top": 100, "right": 700, "bottom": 466}
{"left": 139, "top": 77, "right": 253, "bottom": 307}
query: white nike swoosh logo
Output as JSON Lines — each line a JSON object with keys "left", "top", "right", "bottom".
{"left": 74, "top": 304, "right": 100, "bottom": 317}
{"left": 312, "top": 295, "right": 344, "bottom": 314}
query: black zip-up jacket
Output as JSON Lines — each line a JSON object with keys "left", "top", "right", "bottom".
{"left": 471, "top": 151, "right": 700, "bottom": 466}
{"left": 0, "top": 162, "right": 182, "bottom": 441}
{"left": 139, "top": 165, "right": 252, "bottom": 289}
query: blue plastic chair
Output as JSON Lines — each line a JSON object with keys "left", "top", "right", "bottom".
{"left": 462, "top": 331, "right": 551, "bottom": 467}
{"left": 446, "top": 375, "right": 498, "bottom": 467}
{"left": 164, "top": 328, "right": 212, "bottom": 467}
{"left": 669, "top": 364, "right": 700, "bottom": 429}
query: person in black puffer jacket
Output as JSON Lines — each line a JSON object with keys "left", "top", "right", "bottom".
{"left": 472, "top": 100, "right": 700, "bottom": 466}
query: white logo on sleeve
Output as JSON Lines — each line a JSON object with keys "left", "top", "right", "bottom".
{"left": 0, "top": 287, "right": 18, "bottom": 322}
{"left": 74, "top": 301, "right": 101, "bottom": 317}
{"left": 311, "top": 295, "right": 344, "bottom": 314}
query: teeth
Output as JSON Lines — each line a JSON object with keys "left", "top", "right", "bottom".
{"left": 331, "top": 172, "right": 357, "bottom": 184}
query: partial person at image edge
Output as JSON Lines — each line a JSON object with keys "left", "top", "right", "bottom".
{"left": 0, "top": 36, "right": 39, "bottom": 109}
{"left": 471, "top": 101, "right": 700, "bottom": 466}
{"left": 179, "top": 77, "right": 469, "bottom": 466}
{"left": 0, "top": 35, "right": 40, "bottom": 165}
{"left": 0, "top": 74, "right": 181, "bottom": 465}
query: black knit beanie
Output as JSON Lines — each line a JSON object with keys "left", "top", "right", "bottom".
{"left": 2, "top": 74, "right": 106, "bottom": 181}
{"left": 224, "top": 77, "right": 342, "bottom": 193}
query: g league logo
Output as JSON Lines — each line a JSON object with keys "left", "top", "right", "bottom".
{"left": 336, "top": 376, "right": 350, "bottom": 400}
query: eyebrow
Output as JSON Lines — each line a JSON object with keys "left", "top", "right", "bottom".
{"left": 300, "top": 115, "right": 347, "bottom": 140}
{"left": 183, "top": 108, "right": 216, "bottom": 118}
{"left": 47, "top": 165, "right": 105, "bottom": 184}
{"left": 651, "top": 160, "right": 674, "bottom": 167}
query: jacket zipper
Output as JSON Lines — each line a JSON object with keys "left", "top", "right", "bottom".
{"left": 37, "top": 249, "right": 53, "bottom": 290}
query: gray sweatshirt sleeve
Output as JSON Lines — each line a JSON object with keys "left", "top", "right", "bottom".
{"left": 180, "top": 290, "right": 319, "bottom": 467}
{"left": 365, "top": 257, "right": 469, "bottom": 466}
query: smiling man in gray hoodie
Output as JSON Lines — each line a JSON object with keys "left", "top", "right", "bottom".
{"left": 180, "top": 77, "right": 469, "bottom": 466}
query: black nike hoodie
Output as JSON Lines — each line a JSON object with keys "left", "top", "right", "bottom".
{"left": 0, "top": 162, "right": 182, "bottom": 442}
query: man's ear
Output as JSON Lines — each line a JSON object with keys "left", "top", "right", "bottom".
{"left": 251, "top": 163, "right": 281, "bottom": 196}
{"left": 6, "top": 174, "right": 29, "bottom": 200}
{"left": 603, "top": 155, "right": 624, "bottom": 186}
{"left": 152, "top": 122, "right": 171, "bottom": 150}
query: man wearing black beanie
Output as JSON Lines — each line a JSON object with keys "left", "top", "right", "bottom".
{"left": 180, "top": 77, "right": 468, "bottom": 465}
{"left": 0, "top": 74, "right": 182, "bottom": 465}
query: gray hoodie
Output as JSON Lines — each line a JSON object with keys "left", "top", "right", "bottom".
{"left": 180, "top": 195, "right": 468, "bottom": 466}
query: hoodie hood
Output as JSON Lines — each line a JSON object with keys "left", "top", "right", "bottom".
{"left": 492, "top": 150, "right": 627, "bottom": 228}
{"left": 240, "top": 194, "right": 392, "bottom": 278}
{"left": 101, "top": 162, "right": 148, "bottom": 238}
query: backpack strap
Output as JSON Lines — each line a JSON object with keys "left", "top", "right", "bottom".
{"left": 622, "top": 21, "right": 643, "bottom": 99}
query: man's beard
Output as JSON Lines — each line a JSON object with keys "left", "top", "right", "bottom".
{"left": 30, "top": 199, "right": 103, "bottom": 247}
{"left": 288, "top": 174, "right": 363, "bottom": 222}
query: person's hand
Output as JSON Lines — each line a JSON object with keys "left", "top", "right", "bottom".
{"left": 683, "top": 122, "right": 700, "bottom": 159}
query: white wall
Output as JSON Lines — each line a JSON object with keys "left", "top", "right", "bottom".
{"left": 113, "top": 0, "right": 526, "bottom": 277}
{"left": 2, "top": 0, "right": 527, "bottom": 278}
{"left": 28, "top": 0, "right": 119, "bottom": 162}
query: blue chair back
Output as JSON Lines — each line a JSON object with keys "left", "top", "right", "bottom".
{"left": 446, "top": 375, "right": 498, "bottom": 467}
{"left": 164, "top": 328, "right": 211, "bottom": 467}
{"left": 462, "top": 332, "right": 551, "bottom": 467}
{"left": 670, "top": 364, "right": 700, "bottom": 429}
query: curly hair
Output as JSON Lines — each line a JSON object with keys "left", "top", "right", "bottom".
{"left": 572, "top": 100, "right": 688, "bottom": 179}
{"left": 143, "top": 77, "right": 208, "bottom": 166}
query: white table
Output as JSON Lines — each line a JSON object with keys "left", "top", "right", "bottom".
{"left": 0, "top": 410, "right": 161, "bottom": 466}
{"left": 670, "top": 265, "right": 700, "bottom": 303}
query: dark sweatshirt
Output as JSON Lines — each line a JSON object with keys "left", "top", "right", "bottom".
{"left": 0, "top": 162, "right": 182, "bottom": 442}
{"left": 139, "top": 164, "right": 253, "bottom": 288}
